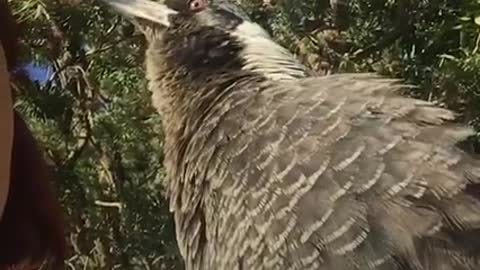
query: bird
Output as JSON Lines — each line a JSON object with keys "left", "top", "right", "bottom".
{"left": 101, "top": 0, "right": 480, "bottom": 269}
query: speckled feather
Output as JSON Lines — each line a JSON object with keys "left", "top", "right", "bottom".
{"left": 149, "top": 57, "right": 480, "bottom": 269}
{"left": 105, "top": 1, "right": 480, "bottom": 269}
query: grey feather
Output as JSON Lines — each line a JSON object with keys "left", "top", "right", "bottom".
{"left": 101, "top": 0, "right": 480, "bottom": 269}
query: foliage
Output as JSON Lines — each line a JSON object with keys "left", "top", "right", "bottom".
{"left": 242, "top": 0, "right": 480, "bottom": 127}
{"left": 11, "top": 0, "right": 180, "bottom": 269}
{"left": 10, "top": 0, "right": 480, "bottom": 269}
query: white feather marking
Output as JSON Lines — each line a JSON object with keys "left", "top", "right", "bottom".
{"left": 426, "top": 221, "right": 443, "bottom": 235}
{"left": 272, "top": 158, "right": 330, "bottom": 218}
{"left": 256, "top": 131, "right": 286, "bottom": 170}
{"left": 300, "top": 208, "right": 334, "bottom": 243}
{"left": 325, "top": 98, "right": 346, "bottom": 119}
{"left": 368, "top": 255, "right": 391, "bottom": 268}
{"left": 298, "top": 249, "right": 322, "bottom": 267}
{"left": 321, "top": 117, "right": 343, "bottom": 137}
{"left": 333, "top": 144, "right": 366, "bottom": 171}
{"left": 329, "top": 181, "right": 353, "bottom": 202}
{"left": 378, "top": 136, "right": 402, "bottom": 155}
{"left": 356, "top": 163, "right": 385, "bottom": 193}
{"left": 411, "top": 184, "right": 427, "bottom": 198}
{"left": 271, "top": 216, "right": 297, "bottom": 251}
{"left": 385, "top": 174, "right": 414, "bottom": 198}
{"left": 251, "top": 155, "right": 298, "bottom": 199}
{"left": 231, "top": 21, "right": 309, "bottom": 81}
{"left": 323, "top": 217, "right": 357, "bottom": 244}
{"left": 256, "top": 158, "right": 330, "bottom": 243}
{"left": 264, "top": 254, "right": 282, "bottom": 268}
{"left": 333, "top": 229, "right": 369, "bottom": 255}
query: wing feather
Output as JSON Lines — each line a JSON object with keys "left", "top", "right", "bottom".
{"left": 175, "top": 73, "right": 480, "bottom": 269}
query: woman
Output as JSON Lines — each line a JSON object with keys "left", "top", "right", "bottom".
{"left": 0, "top": 26, "right": 13, "bottom": 225}
{"left": 0, "top": 0, "right": 66, "bottom": 269}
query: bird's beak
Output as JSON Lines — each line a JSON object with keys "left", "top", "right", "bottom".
{"left": 100, "top": 0, "right": 177, "bottom": 27}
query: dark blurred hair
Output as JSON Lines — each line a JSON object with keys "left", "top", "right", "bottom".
{"left": 0, "top": 0, "right": 19, "bottom": 71}
{"left": 0, "top": 1, "right": 66, "bottom": 269}
{"left": 0, "top": 112, "right": 67, "bottom": 269}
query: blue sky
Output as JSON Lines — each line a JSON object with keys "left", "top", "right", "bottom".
{"left": 23, "top": 62, "right": 52, "bottom": 85}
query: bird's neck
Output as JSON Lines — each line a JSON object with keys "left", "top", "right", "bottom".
{"left": 230, "top": 20, "right": 313, "bottom": 81}
{"left": 144, "top": 21, "right": 311, "bottom": 178}
{"left": 145, "top": 45, "right": 262, "bottom": 166}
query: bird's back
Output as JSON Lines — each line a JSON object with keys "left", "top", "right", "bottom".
{"left": 173, "top": 73, "right": 480, "bottom": 270}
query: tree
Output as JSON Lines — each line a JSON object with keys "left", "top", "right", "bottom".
{"left": 10, "top": 0, "right": 480, "bottom": 269}
{"left": 11, "top": 0, "right": 181, "bottom": 268}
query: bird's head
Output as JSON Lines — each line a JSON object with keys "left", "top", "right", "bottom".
{"left": 102, "top": 0, "right": 261, "bottom": 40}
{"left": 101, "top": 0, "right": 310, "bottom": 83}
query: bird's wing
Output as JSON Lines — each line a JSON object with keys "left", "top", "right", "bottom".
{"left": 180, "top": 73, "right": 480, "bottom": 269}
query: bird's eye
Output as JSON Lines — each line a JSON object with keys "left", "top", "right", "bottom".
{"left": 189, "top": 0, "right": 208, "bottom": 12}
